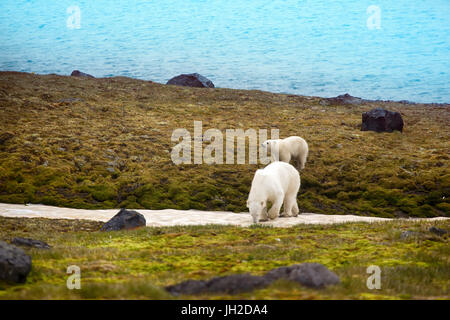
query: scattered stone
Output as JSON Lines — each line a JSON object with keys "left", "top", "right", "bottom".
{"left": 166, "top": 274, "right": 270, "bottom": 296}
{"left": 361, "top": 108, "right": 404, "bottom": 133}
{"left": 397, "top": 100, "right": 416, "bottom": 105}
{"left": 100, "top": 208, "right": 146, "bottom": 231}
{"left": 265, "top": 263, "right": 340, "bottom": 288}
{"left": 326, "top": 93, "right": 364, "bottom": 105}
{"left": 11, "top": 238, "right": 51, "bottom": 249}
{"left": 400, "top": 230, "right": 422, "bottom": 239}
{"left": 166, "top": 73, "right": 214, "bottom": 88}
{"left": 0, "top": 241, "right": 32, "bottom": 283}
{"left": 166, "top": 279, "right": 208, "bottom": 296}
{"left": 429, "top": 227, "right": 448, "bottom": 237}
{"left": 70, "top": 70, "right": 95, "bottom": 78}
{"left": 165, "top": 263, "right": 339, "bottom": 296}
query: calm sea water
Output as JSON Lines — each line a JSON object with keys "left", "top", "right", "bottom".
{"left": 0, "top": 0, "right": 449, "bottom": 103}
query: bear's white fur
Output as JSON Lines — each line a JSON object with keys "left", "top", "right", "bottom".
{"left": 262, "top": 136, "right": 309, "bottom": 170}
{"left": 247, "top": 161, "right": 300, "bottom": 223}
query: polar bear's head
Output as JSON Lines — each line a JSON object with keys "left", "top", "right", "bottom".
{"left": 247, "top": 199, "right": 266, "bottom": 224}
{"left": 261, "top": 139, "right": 277, "bottom": 150}
{"left": 261, "top": 139, "right": 280, "bottom": 161}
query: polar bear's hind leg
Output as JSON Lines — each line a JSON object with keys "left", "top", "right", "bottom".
{"left": 281, "top": 197, "right": 292, "bottom": 217}
{"left": 299, "top": 143, "right": 308, "bottom": 170}
{"left": 291, "top": 198, "right": 299, "bottom": 217}
{"left": 283, "top": 195, "right": 298, "bottom": 217}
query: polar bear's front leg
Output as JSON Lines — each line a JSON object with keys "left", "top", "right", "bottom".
{"left": 280, "top": 152, "right": 291, "bottom": 164}
{"left": 268, "top": 197, "right": 283, "bottom": 220}
{"left": 259, "top": 206, "right": 269, "bottom": 222}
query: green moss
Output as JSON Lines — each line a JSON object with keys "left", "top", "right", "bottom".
{"left": 0, "top": 217, "right": 448, "bottom": 299}
{"left": 87, "top": 185, "right": 117, "bottom": 202}
{"left": 0, "top": 72, "right": 449, "bottom": 217}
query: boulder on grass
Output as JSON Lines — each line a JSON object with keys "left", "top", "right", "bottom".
{"left": 166, "top": 73, "right": 214, "bottom": 88}
{"left": 165, "top": 262, "right": 339, "bottom": 296}
{"left": 166, "top": 274, "right": 270, "bottom": 296}
{"left": 429, "top": 227, "right": 447, "bottom": 236}
{"left": 12, "top": 238, "right": 51, "bottom": 249}
{"left": 327, "top": 93, "right": 364, "bottom": 105}
{"left": 265, "top": 263, "right": 340, "bottom": 288}
{"left": 100, "top": 208, "right": 146, "bottom": 231}
{"left": 71, "top": 70, "right": 95, "bottom": 78}
{"left": 0, "top": 241, "right": 32, "bottom": 283}
{"left": 361, "top": 108, "right": 404, "bottom": 132}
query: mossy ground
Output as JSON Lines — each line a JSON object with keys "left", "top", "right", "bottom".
{"left": 0, "top": 217, "right": 448, "bottom": 299}
{"left": 0, "top": 72, "right": 449, "bottom": 217}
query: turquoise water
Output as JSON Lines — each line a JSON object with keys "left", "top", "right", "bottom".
{"left": 0, "top": 0, "right": 449, "bottom": 103}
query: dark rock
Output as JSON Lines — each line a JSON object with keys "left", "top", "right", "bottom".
{"left": 265, "top": 263, "right": 340, "bottom": 288}
{"left": 361, "top": 108, "right": 404, "bottom": 133}
{"left": 429, "top": 227, "right": 448, "bottom": 236}
{"left": 166, "top": 263, "right": 339, "bottom": 296}
{"left": 70, "top": 70, "right": 95, "bottom": 78}
{"left": 166, "top": 274, "right": 270, "bottom": 296}
{"left": 0, "top": 241, "right": 32, "bottom": 283}
{"left": 206, "top": 274, "right": 269, "bottom": 294}
{"left": 400, "top": 230, "right": 421, "bottom": 239}
{"left": 397, "top": 100, "right": 416, "bottom": 105}
{"left": 12, "top": 238, "right": 51, "bottom": 249}
{"left": 166, "top": 73, "right": 214, "bottom": 88}
{"left": 327, "top": 93, "right": 364, "bottom": 105}
{"left": 166, "top": 279, "right": 208, "bottom": 296}
{"left": 100, "top": 208, "right": 146, "bottom": 231}
{"left": 0, "top": 132, "right": 14, "bottom": 145}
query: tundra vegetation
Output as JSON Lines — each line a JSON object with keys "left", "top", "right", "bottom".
{"left": 0, "top": 72, "right": 448, "bottom": 218}
{"left": 0, "top": 217, "right": 448, "bottom": 299}
{"left": 0, "top": 72, "right": 449, "bottom": 300}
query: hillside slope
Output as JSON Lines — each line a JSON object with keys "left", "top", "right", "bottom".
{"left": 0, "top": 72, "right": 449, "bottom": 217}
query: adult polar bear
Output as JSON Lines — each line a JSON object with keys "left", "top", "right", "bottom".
{"left": 262, "top": 136, "right": 309, "bottom": 170}
{"left": 247, "top": 161, "right": 300, "bottom": 223}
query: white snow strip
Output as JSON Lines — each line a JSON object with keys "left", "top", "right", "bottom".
{"left": 0, "top": 203, "right": 447, "bottom": 228}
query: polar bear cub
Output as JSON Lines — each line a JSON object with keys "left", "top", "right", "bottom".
{"left": 247, "top": 161, "right": 300, "bottom": 223}
{"left": 262, "top": 136, "right": 309, "bottom": 170}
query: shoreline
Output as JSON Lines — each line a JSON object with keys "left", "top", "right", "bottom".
{"left": 2, "top": 70, "right": 450, "bottom": 106}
